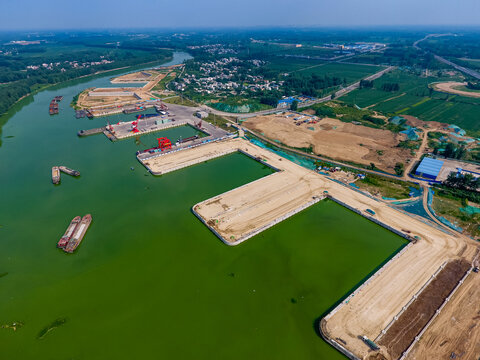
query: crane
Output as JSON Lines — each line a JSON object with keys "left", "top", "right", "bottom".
{"left": 157, "top": 137, "right": 172, "bottom": 151}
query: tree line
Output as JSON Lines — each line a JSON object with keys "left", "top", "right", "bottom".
{"left": 444, "top": 172, "right": 479, "bottom": 192}
{"left": 0, "top": 48, "right": 172, "bottom": 116}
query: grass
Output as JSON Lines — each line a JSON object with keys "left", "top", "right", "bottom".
{"left": 340, "top": 69, "right": 480, "bottom": 135}
{"left": 207, "top": 97, "right": 272, "bottom": 113}
{"left": 452, "top": 84, "right": 480, "bottom": 93}
{"left": 203, "top": 113, "right": 235, "bottom": 133}
{"left": 162, "top": 96, "right": 197, "bottom": 107}
{"left": 432, "top": 194, "right": 480, "bottom": 238}
{"left": 152, "top": 71, "right": 176, "bottom": 91}
{"left": 356, "top": 174, "right": 419, "bottom": 199}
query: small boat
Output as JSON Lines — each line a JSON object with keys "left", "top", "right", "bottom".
{"left": 57, "top": 216, "right": 81, "bottom": 248}
{"left": 52, "top": 166, "right": 60, "bottom": 184}
{"left": 64, "top": 214, "right": 92, "bottom": 253}
{"left": 59, "top": 166, "right": 80, "bottom": 177}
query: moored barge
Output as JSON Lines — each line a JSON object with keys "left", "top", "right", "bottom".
{"left": 64, "top": 214, "right": 92, "bottom": 253}
{"left": 57, "top": 216, "right": 82, "bottom": 248}
{"left": 59, "top": 166, "right": 80, "bottom": 177}
{"left": 52, "top": 166, "right": 60, "bottom": 184}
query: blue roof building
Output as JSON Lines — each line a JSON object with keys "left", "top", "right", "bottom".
{"left": 400, "top": 127, "right": 420, "bottom": 141}
{"left": 415, "top": 157, "right": 444, "bottom": 180}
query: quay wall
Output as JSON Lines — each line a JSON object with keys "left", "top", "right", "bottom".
{"left": 322, "top": 194, "right": 415, "bottom": 322}
{"left": 138, "top": 135, "right": 236, "bottom": 174}
{"left": 319, "top": 194, "right": 417, "bottom": 358}
{"left": 319, "top": 319, "right": 361, "bottom": 360}
{"left": 227, "top": 196, "right": 323, "bottom": 246}
{"left": 192, "top": 191, "right": 323, "bottom": 246}
{"left": 326, "top": 195, "right": 414, "bottom": 242}
{"left": 151, "top": 148, "right": 238, "bottom": 176}
{"left": 113, "top": 120, "right": 187, "bottom": 140}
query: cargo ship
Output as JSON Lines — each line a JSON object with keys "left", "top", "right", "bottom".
{"left": 57, "top": 216, "right": 81, "bottom": 248}
{"left": 59, "top": 166, "right": 80, "bottom": 177}
{"left": 52, "top": 166, "right": 60, "bottom": 184}
{"left": 64, "top": 214, "right": 92, "bottom": 253}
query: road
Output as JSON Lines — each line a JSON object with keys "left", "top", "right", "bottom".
{"left": 433, "top": 55, "right": 480, "bottom": 80}
{"left": 414, "top": 33, "right": 480, "bottom": 80}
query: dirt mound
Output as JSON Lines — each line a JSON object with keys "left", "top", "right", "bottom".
{"left": 401, "top": 115, "right": 447, "bottom": 130}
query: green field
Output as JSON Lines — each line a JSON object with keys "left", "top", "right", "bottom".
{"left": 453, "top": 84, "right": 480, "bottom": 94}
{"left": 340, "top": 70, "right": 480, "bottom": 134}
{"left": 457, "top": 58, "right": 480, "bottom": 70}
{"left": 264, "top": 57, "right": 326, "bottom": 73}
{"left": 265, "top": 58, "right": 383, "bottom": 83}
{"left": 296, "top": 62, "right": 383, "bottom": 81}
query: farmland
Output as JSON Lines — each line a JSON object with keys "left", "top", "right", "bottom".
{"left": 265, "top": 57, "right": 384, "bottom": 83}
{"left": 340, "top": 69, "right": 480, "bottom": 134}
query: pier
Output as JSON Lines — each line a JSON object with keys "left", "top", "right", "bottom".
{"left": 136, "top": 135, "right": 479, "bottom": 360}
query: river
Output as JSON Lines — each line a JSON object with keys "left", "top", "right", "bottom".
{"left": 0, "top": 52, "right": 405, "bottom": 359}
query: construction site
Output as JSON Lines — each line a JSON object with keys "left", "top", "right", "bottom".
{"left": 243, "top": 112, "right": 413, "bottom": 173}
{"left": 75, "top": 66, "right": 182, "bottom": 117}
{"left": 135, "top": 130, "right": 480, "bottom": 359}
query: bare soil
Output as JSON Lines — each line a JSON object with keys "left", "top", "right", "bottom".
{"left": 407, "top": 260, "right": 480, "bottom": 360}
{"left": 400, "top": 115, "right": 447, "bottom": 131}
{"left": 378, "top": 259, "right": 471, "bottom": 360}
{"left": 244, "top": 113, "right": 413, "bottom": 173}
{"left": 433, "top": 81, "right": 480, "bottom": 98}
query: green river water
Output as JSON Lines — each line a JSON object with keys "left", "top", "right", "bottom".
{"left": 0, "top": 53, "right": 406, "bottom": 359}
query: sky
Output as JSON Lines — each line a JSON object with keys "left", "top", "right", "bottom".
{"left": 0, "top": 0, "right": 479, "bottom": 30}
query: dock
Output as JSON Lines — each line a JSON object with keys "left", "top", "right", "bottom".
{"left": 139, "top": 138, "right": 325, "bottom": 245}
{"left": 135, "top": 134, "right": 479, "bottom": 360}
{"left": 106, "top": 118, "right": 188, "bottom": 141}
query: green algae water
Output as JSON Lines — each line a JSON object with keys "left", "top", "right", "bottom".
{"left": 0, "top": 54, "right": 406, "bottom": 359}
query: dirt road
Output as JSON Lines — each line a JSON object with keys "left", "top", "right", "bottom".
{"left": 433, "top": 81, "right": 480, "bottom": 98}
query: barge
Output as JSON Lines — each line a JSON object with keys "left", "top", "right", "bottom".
{"left": 52, "top": 166, "right": 60, "bottom": 184}
{"left": 64, "top": 214, "right": 92, "bottom": 253}
{"left": 59, "top": 166, "right": 80, "bottom": 177}
{"left": 49, "top": 96, "right": 62, "bottom": 115}
{"left": 136, "top": 113, "right": 160, "bottom": 120}
{"left": 57, "top": 216, "right": 81, "bottom": 248}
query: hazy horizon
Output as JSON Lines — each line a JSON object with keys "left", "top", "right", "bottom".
{"left": 1, "top": 0, "right": 479, "bottom": 31}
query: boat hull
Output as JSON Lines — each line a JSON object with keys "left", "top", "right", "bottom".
{"left": 64, "top": 214, "right": 92, "bottom": 253}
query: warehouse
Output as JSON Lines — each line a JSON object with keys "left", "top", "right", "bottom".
{"left": 415, "top": 157, "right": 444, "bottom": 180}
